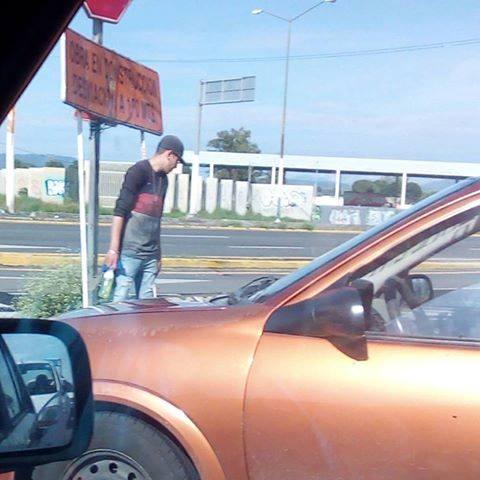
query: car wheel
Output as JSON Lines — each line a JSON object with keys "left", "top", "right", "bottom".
{"left": 31, "top": 410, "right": 199, "bottom": 480}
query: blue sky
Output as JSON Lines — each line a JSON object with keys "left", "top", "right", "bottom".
{"left": 2, "top": 0, "right": 480, "bottom": 163}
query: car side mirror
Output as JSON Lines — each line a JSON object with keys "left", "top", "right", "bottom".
{"left": 407, "top": 274, "right": 434, "bottom": 306}
{"left": 265, "top": 285, "right": 371, "bottom": 361}
{"left": 0, "top": 318, "right": 93, "bottom": 473}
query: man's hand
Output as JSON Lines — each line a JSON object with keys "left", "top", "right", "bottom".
{"left": 106, "top": 216, "right": 125, "bottom": 271}
{"left": 105, "top": 249, "right": 119, "bottom": 270}
{"left": 157, "top": 259, "right": 162, "bottom": 273}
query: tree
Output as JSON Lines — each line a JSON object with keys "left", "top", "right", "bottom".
{"left": 216, "top": 167, "right": 249, "bottom": 181}
{"left": 14, "top": 157, "right": 32, "bottom": 168}
{"left": 406, "top": 181, "right": 423, "bottom": 203}
{"left": 65, "top": 161, "right": 79, "bottom": 202}
{"left": 207, "top": 127, "right": 261, "bottom": 153}
{"left": 374, "top": 177, "right": 401, "bottom": 197}
{"left": 45, "top": 158, "right": 64, "bottom": 168}
{"left": 352, "top": 180, "right": 376, "bottom": 194}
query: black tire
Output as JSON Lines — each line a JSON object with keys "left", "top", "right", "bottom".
{"left": 31, "top": 410, "right": 199, "bottom": 480}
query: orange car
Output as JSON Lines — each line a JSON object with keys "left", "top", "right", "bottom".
{"left": 36, "top": 177, "right": 480, "bottom": 480}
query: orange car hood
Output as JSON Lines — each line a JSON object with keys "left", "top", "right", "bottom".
{"left": 57, "top": 295, "right": 230, "bottom": 319}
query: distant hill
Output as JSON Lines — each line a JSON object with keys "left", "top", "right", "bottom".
{"left": 0, "top": 153, "right": 76, "bottom": 169}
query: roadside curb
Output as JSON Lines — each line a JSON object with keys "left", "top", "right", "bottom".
{"left": 1, "top": 252, "right": 478, "bottom": 271}
{"left": 0, "top": 252, "right": 310, "bottom": 270}
{"left": 0, "top": 216, "right": 365, "bottom": 234}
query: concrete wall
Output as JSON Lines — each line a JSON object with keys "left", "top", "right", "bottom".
{"left": 0, "top": 161, "right": 403, "bottom": 225}
{"left": 0, "top": 167, "right": 66, "bottom": 204}
{"left": 39, "top": 167, "right": 65, "bottom": 204}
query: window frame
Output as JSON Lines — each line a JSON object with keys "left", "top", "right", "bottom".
{"left": 0, "top": 337, "right": 34, "bottom": 442}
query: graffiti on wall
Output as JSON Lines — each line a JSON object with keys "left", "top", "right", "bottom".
{"left": 45, "top": 179, "right": 65, "bottom": 197}
{"left": 251, "top": 184, "right": 314, "bottom": 220}
{"left": 323, "top": 206, "right": 397, "bottom": 226}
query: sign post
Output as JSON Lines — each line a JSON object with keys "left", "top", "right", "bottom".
{"left": 84, "top": 0, "right": 132, "bottom": 24}
{"left": 87, "top": 19, "right": 103, "bottom": 305}
{"left": 140, "top": 131, "right": 147, "bottom": 160}
{"left": 76, "top": 112, "right": 89, "bottom": 308}
{"left": 189, "top": 76, "right": 255, "bottom": 214}
{"left": 5, "top": 108, "right": 15, "bottom": 214}
{"left": 61, "top": 26, "right": 163, "bottom": 304}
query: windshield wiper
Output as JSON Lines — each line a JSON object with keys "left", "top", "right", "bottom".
{"left": 226, "top": 275, "right": 279, "bottom": 305}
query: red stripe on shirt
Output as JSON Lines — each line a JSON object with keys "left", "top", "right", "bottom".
{"left": 133, "top": 192, "right": 165, "bottom": 218}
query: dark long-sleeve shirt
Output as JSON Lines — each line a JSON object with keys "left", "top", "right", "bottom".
{"left": 114, "top": 160, "right": 168, "bottom": 260}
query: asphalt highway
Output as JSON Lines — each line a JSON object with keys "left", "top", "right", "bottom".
{"left": 0, "top": 221, "right": 355, "bottom": 258}
{"left": 2, "top": 220, "right": 480, "bottom": 306}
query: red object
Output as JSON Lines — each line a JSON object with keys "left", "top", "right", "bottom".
{"left": 83, "top": 0, "right": 132, "bottom": 24}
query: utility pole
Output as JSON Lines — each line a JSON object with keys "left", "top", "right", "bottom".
{"left": 5, "top": 108, "right": 15, "bottom": 213}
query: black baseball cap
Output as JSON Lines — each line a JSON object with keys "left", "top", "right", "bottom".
{"left": 157, "top": 135, "right": 185, "bottom": 164}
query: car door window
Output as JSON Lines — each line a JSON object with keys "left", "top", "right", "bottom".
{"left": 351, "top": 207, "right": 480, "bottom": 340}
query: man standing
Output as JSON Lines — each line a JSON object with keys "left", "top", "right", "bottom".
{"left": 105, "top": 135, "right": 185, "bottom": 301}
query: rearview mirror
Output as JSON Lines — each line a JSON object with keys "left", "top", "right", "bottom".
{"left": 265, "top": 286, "right": 370, "bottom": 361}
{"left": 0, "top": 319, "right": 93, "bottom": 472}
{"left": 407, "top": 274, "right": 434, "bottom": 306}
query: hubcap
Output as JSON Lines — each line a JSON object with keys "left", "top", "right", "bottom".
{"left": 62, "top": 449, "right": 152, "bottom": 480}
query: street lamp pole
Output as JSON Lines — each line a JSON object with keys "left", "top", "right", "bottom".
{"left": 278, "top": 20, "right": 292, "bottom": 189}
{"left": 252, "top": 1, "right": 336, "bottom": 221}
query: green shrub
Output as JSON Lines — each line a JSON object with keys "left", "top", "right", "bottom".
{"left": 16, "top": 265, "right": 82, "bottom": 318}
{"left": 300, "top": 222, "right": 315, "bottom": 231}
{"left": 164, "top": 209, "right": 186, "bottom": 219}
{"left": 197, "top": 209, "right": 277, "bottom": 221}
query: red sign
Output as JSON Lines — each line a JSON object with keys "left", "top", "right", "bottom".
{"left": 83, "top": 0, "right": 132, "bottom": 24}
{"left": 62, "top": 29, "right": 163, "bottom": 135}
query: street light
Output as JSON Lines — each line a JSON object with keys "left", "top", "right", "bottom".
{"left": 252, "top": 0, "right": 336, "bottom": 221}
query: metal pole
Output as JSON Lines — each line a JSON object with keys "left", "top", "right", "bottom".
{"left": 276, "top": 21, "right": 292, "bottom": 221}
{"left": 334, "top": 169, "right": 341, "bottom": 204}
{"left": 5, "top": 108, "right": 15, "bottom": 214}
{"left": 280, "top": 21, "right": 292, "bottom": 169}
{"left": 77, "top": 114, "right": 89, "bottom": 308}
{"left": 196, "top": 81, "right": 203, "bottom": 155}
{"left": 189, "top": 82, "right": 203, "bottom": 215}
{"left": 87, "top": 19, "right": 103, "bottom": 305}
{"left": 140, "top": 131, "right": 147, "bottom": 159}
{"left": 400, "top": 172, "right": 408, "bottom": 207}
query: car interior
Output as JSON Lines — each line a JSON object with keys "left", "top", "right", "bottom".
{"left": 352, "top": 208, "right": 480, "bottom": 338}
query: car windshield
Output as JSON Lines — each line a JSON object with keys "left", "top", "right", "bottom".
{"left": 18, "top": 363, "right": 56, "bottom": 390}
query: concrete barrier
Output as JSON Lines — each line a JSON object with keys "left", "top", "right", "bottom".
{"left": 163, "top": 173, "right": 176, "bottom": 213}
{"left": 176, "top": 174, "right": 190, "bottom": 213}
{"left": 189, "top": 176, "right": 203, "bottom": 214}
{"left": 235, "top": 181, "right": 249, "bottom": 216}
{"left": 205, "top": 178, "right": 218, "bottom": 213}
{"left": 220, "top": 179, "right": 234, "bottom": 210}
